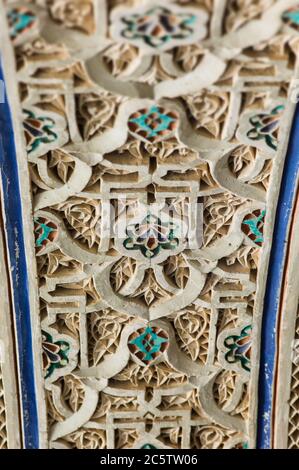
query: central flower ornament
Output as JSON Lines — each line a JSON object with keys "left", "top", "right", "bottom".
{"left": 224, "top": 325, "right": 252, "bottom": 372}
{"left": 121, "top": 6, "right": 196, "bottom": 49}
{"left": 110, "top": 5, "right": 208, "bottom": 53}
{"left": 23, "top": 109, "right": 58, "bottom": 154}
{"left": 42, "top": 330, "right": 70, "bottom": 379}
{"left": 246, "top": 105, "right": 284, "bottom": 151}
{"left": 123, "top": 213, "right": 179, "bottom": 259}
{"left": 128, "top": 326, "right": 169, "bottom": 365}
{"left": 128, "top": 105, "right": 179, "bottom": 142}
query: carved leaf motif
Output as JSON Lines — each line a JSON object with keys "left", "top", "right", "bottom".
{"left": 58, "top": 313, "right": 80, "bottom": 337}
{"left": 233, "top": 385, "right": 249, "bottom": 420}
{"left": 115, "top": 429, "right": 139, "bottom": 449}
{"left": 78, "top": 93, "right": 121, "bottom": 140}
{"left": 16, "top": 37, "right": 69, "bottom": 70}
{"left": 92, "top": 394, "right": 138, "bottom": 420}
{"left": 89, "top": 310, "right": 129, "bottom": 366}
{"left": 164, "top": 255, "right": 190, "bottom": 289}
{"left": 65, "top": 429, "right": 106, "bottom": 449}
{"left": 114, "top": 361, "right": 187, "bottom": 387}
{"left": 226, "top": 245, "right": 259, "bottom": 270}
{"left": 46, "top": 390, "right": 65, "bottom": 427}
{"left": 183, "top": 91, "right": 229, "bottom": 138}
{"left": 131, "top": 270, "right": 172, "bottom": 306}
{"left": 174, "top": 44, "right": 205, "bottom": 72}
{"left": 103, "top": 43, "right": 139, "bottom": 76}
{"left": 55, "top": 197, "right": 101, "bottom": 249}
{"left": 228, "top": 146, "right": 256, "bottom": 177}
{"left": 224, "top": 0, "right": 275, "bottom": 33}
{"left": 37, "top": 250, "right": 81, "bottom": 276}
{"left": 204, "top": 193, "right": 244, "bottom": 246}
{"left": 213, "top": 370, "right": 237, "bottom": 408}
{"left": 110, "top": 257, "right": 137, "bottom": 292}
{"left": 160, "top": 390, "right": 206, "bottom": 418}
{"left": 159, "top": 427, "right": 182, "bottom": 447}
{"left": 174, "top": 307, "right": 210, "bottom": 363}
{"left": 59, "top": 375, "right": 85, "bottom": 413}
{"left": 192, "top": 425, "right": 239, "bottom": 449}
{"left": 48, "top": 149, "right": 75, "bottom": 183}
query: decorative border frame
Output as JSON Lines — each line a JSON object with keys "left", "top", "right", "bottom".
{"left": 256, "top": 105, "right": 299, "bottom": 448}
{"left": 0, "top": 62, "right": 39, "bottom": 449}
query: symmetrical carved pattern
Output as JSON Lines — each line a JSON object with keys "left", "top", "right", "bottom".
{"left": 3, "top": 0, "right": 299, "bottom": 449}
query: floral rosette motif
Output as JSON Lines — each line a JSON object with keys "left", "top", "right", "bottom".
{"left": 110, "top": 4, "right": 208, "bottom": 54}
{"left": 224, "top": 325, "right": 252, "bottom": 372}
{"left": 123, "top": 213, "right": 180, "bottom": 259}
{"left": 42, "top": 330, "right": 70, "bottom": 379}
{"left": 128, "top": 326, "right": 169, "bottom": 365}
{"left": 128, "top": 105, "right": 179, "bottom": 143}
{"left": 246, "top": 105, "right": 284, "bottom": 151}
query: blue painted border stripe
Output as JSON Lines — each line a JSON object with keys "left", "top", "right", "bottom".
{"left": 257, "top": 104, "right": 299, "bottom": 448}
{"left": 0, "top": 62, "right": 39, "bottom": 448}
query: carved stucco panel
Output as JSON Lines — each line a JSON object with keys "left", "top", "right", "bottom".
{"left": 1, "top": 0, "right": 299, "bottom": 449}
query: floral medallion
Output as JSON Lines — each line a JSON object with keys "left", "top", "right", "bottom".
{"left": 123, "top": 213, "right": 179, "bottom": 259}
{"left": 246, "top": 105, "right": 284, "bottom": 151}
{"left": 7, "top": 7, "right": 37, "bottom": 44}
{"left": 128, "top": 326, "right": 169, "bottom": 365}
{"left": 128, "top": 105, "right": 179, "bottom": 143}
{"left": 23, "top": 109, "right": 58, "bottom": 154}
{"left": 42, "top": 330, "right": 70, "bottom": 379}
{"left": 110, "top": 5, "right": 208, "bottom": 53}
{"left": 224, "top": 325, "right": 252, "bottom": 372}
{"left": 34, "top": 217, "right": 59, "bottom": 253}
{"left": 242, "top": 210, "right": 265, "bottom": 246}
